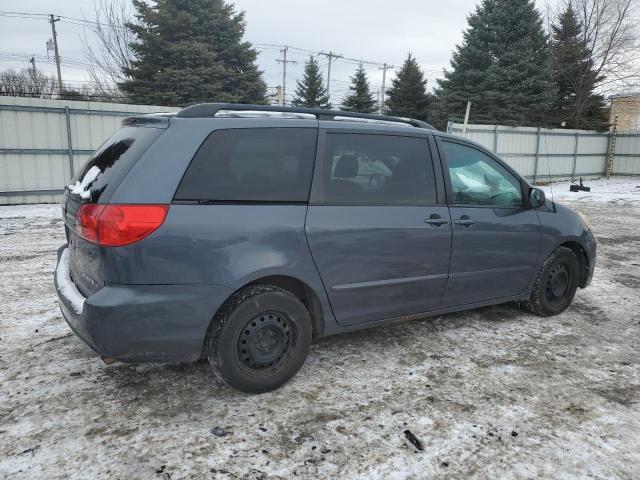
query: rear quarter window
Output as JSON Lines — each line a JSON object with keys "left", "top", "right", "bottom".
{"left": 313, "top": 133, "right": 437, "bottom": 205}
{"left": 68, "top": 126, "right": 164, "bottom": 203}
{"left": 174, "top": 128, "right": 318, "bottom": 203}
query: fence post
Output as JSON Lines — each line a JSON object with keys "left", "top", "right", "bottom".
{"left": 571, "top": 132, "right": 579, "bottom": 181}
{"left": 493, "top": 125, "right": 498, "bottom": 153}
{"left": 446, "top": 121, "right": 453, "bottom": 134}
{"left": 605, "top": 116, "right": 618, "bottom": 178}
{"left": 532, "top": 127, "right": 541, "bottom": 184}
{"left": 64, "top": 106, "right": 74, "bottom": 180}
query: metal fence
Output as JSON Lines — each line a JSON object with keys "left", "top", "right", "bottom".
{"left": 0, "top": 96, "right": 179, "bottom": 205}
{"left": 3, "top": 97, "right": 640, "bottom": 204}
{"left": 448, "top": 122, "right": 640, "bottom": 183}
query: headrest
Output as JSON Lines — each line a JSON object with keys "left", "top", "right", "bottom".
{"left": 334, "top": 154, "right": 358, "bottom": 179}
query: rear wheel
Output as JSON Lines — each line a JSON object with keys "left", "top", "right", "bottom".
{"left": 525, "top": 247, "right": 580, "bottom": 317}
{"left": 205, "top": 285, "right": 312, "bottom": 393}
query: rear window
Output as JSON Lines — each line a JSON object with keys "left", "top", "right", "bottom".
{"left": 174, "top": 128, "right": 318, "bottom": 202}
{"left": 68, "top": 126, "right": 163, "bottom": 203}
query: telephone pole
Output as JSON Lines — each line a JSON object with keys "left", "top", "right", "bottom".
{"left": 462, "top": 101, "right": 472, "bottom": 136}
{"left": 319, "top": 51, "right": 342, "bottom": 101}
{"left": 49, "top": 14, "right": 63, "bottom": 96}
{"left": 29, "top": 56, "right": 37, "bottom": 78}
{"left": 378, "top": 63, "right": 394, "bottom": 113}
{"left": 275, "top": 46, "right": 296, "bottom": 106}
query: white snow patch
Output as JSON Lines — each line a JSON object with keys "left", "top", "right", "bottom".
{"left": 0, "top": 203, "right": 60, "bottom": 218}
{"left": 68, "top": 165, "right": 101, "bottom": 199}
{"left": 55, "top": 248, "right": 85, "bottom": 315}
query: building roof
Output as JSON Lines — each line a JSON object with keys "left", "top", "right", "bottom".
{"left": 609, "top": 91, "right": 640, "bottom": 99}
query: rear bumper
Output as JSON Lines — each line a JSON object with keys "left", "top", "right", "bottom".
{"left": 54, "top": 245, "right": 233, "bottom": 362}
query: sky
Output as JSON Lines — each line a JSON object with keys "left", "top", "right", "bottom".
{"left": 0, "top": 0, "right": 554, "bottom": 105}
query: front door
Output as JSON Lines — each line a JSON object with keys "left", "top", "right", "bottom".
{"left": 305, "top": 130, "right": 451, "bottom": 326}
{"left": 436, "top": 138, "right": 541, "bottom": 307}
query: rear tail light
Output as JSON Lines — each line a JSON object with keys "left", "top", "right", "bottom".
{"left": 75, "top": 204, "right": 169, "bottom": 247}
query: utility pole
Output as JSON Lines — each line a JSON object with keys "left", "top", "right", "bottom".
{"left": 275, "top": 46, "right": 296, "bottom": 106}
{"left": 462, "top": 101, "right": 472, "bottom": 136}
{"left": 319, "top": 51, "right": 342, "bottom": 101}
{"left": 378, "top": 63, "right": 393, "bottom": 113}
{"left": 49, "top": 14, "right": 63, "bottom": 96}
{"left": 29, "top": 56, "right": 37, "bottom": 79}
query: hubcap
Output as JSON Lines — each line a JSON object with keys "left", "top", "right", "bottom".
{"left": 546, "top": 263, "right": 570, "bottom": 302}
{"left": 237, "top": 312, "right": 292, "bottom": 371}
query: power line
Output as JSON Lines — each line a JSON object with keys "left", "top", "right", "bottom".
{"left": 0, "top": 9, "right": 446, "bottom": 106}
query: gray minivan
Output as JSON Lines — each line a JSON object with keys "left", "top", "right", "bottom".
{"left": 55, "top": 104, "right": 597, "bottom": 393}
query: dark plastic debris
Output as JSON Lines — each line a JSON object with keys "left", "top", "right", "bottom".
{"left": 570, "top": 177, "right": 591, "bottom": 192}
{"left": 403, "top": 429, "right": 424, "bottom": 451}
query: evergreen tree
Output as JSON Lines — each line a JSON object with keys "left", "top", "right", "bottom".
{"left": 292, "top": 56, "right": 331, "bottom": 109}
{"left": 435, "top": 0, "right": 555, "bottom": 126}
{"left": 119, "top": 0, "right": 266, "bottom": 106}
{"left": 385, "top": 54, "right": 430, "bottom": 121}
{"left": 341, "top": 64, "right": 376, "bottom": 113}
{"left": 550, "top": 4, "right": 609, "bottom": 131}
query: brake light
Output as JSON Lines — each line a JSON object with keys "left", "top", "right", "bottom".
{"left": 75, "top": 204, "right": 169, "bottom": 247}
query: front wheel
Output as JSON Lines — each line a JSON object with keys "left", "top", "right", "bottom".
{"left": 205, "top": 285, "right": 312, "bottom": 394}
{"left": 524, "top": 246, "right": 580, "bottom": 317}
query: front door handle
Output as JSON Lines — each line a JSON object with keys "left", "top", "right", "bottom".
{"left": 424, "top": 214, "right": 449, "bottom": 226}
{"left": 454, "top": 216, "right": 475, "bottom": 227}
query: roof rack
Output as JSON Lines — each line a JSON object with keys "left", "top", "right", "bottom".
{"left": 175, "top": 103, "right": 435, "bottom": 130}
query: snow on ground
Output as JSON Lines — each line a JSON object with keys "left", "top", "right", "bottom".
{"left": 1, "top": 178, "right": 639, "bottom": 479}
{"left": 0, "top": 203, "right": 60, "bottom": 219}
{"left": 540, "top": 177, "right": 640, "bottom": 203}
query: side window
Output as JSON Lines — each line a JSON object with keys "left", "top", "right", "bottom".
{"left": 175, "top": 128, "right": 317, "bottom": 202}
{"left": 440, "top": 141, "right": 523, "bottom": 207}
{"left": 316, "top": 133, "right": 436, "bottom": 205}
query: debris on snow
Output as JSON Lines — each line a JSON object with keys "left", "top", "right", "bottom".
{"left": 403, "top": 430, "right": 424, "bottom": 451}
{"left": 211, "top": 427, "right": 227, "bottom": 437}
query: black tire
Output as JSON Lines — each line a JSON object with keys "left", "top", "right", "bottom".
{"left": 524, "top": 246, "right": 580, "bottom": 317}
{"left": 204, "top": 285, "right": 312, "bottom": 394}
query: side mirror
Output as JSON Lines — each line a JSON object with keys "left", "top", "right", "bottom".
{"left": 529, "top": 187, "right": 546, "bottom": 208}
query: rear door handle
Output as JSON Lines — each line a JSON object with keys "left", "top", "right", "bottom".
{"left": 424, "top": 215, "right": 449, "bottom": 226}
{"left": 454, "top": 216, "right": 475, "bottom": 227}
{"left": 425, "top": 218, "right": 449, "bottom": 226}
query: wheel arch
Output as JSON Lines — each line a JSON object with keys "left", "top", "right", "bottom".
{"left": 243, "top": 275, "right": 325, "bottom": 340}
{"left": 558, "top": 240, "right": 590, "bottom": 288}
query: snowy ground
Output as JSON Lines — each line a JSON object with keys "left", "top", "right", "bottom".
{"left": 1, "top": 178, "right": 639, "bottom": 479}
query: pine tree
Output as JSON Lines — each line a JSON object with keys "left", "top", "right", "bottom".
{"left": 550, "top": 4, "right": 609, "bottom": 131}
{"left": 292, "top": 56, "right": 331, "bottom": 109}
{"left": 435, "top": 0, "right": 555, "bottom": 127}
{"left": 384, "top": 54, "right": 430, "bottom": 121}
{"left": 341, "top": 64, "right": 376, "bottom": 113}
{"left": 119, "top": 0, "right": 266, "bottom": 106}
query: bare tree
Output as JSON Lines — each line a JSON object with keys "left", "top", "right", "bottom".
{"left": 81, "top": 0, "right": 136, "bottom": 100}
{"left": 0, "top": 69, "right": 57, "bottom": 98}
{"left": 555, "top": 0, "right": 640, "bottom": 91}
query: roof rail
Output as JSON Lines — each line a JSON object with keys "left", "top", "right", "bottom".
{"left": 176, "top": 103, "right": 436, "bottom": 130}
